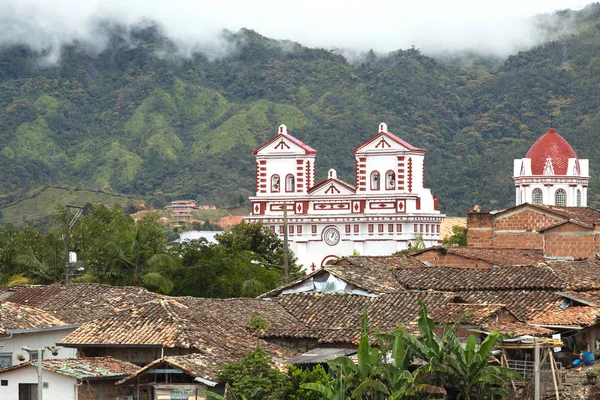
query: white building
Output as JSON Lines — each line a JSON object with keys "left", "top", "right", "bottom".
{"left": 514, "top": 128, "right": 589, "bottom": 207}
{"left": 0, "top": 357, "right": 139, "bottom": 400}
{"left": 245, "top": 123, "right": 444, "bottom": 269}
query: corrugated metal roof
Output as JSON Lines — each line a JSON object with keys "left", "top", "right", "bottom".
{"left": 287, "top": 348, "right": 357, "bottom": 364}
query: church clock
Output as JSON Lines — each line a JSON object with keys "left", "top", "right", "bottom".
{"left": 323, "top": 226, "right": 340, "bottom": 246}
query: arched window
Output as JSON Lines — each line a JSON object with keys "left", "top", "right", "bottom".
{"left": 271, "top": 175, "right": 280, "bottom": 192}
{"left": 286, "top": 174, "right": 295, "bottom": 192}
{"left": 555, "top": 188, "right": 566, "bottom": 206}
{"left": 385, "top": 170, "right": 395, "bottom": 190}
{"left": 577, "top": 189, "right": 582, "bottom": 207}
{"left": 371, "top": 171, "right": 380, "bottom": 190}
{"left": 532, "top": 188, "right": 543, "bottom": 205}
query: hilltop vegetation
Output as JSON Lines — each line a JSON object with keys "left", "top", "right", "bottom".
{"left": 1, "top": 4, "right": 600, "bottom": 215}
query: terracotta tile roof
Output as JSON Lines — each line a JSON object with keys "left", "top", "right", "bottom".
{"left": 393, "top": 265, "right": 562, "bottom": 292}
{"left": 38, "top": 357, "right": 140, "bottom": 379}
{"left": 482, "top": 321, "right": 553, "bottom": 337}
{"left": 429, "top": 303, "right": 510, "bottom": 325}
{"left": 0, "top": 301, "right": 68, "bottom": 333}
{"left": 530, "top": 306, "right": 600, "bottom": 327}
{"left": 271, "top": 293, "right": 371, "bottom": 343}
{"left": 5, "top": 284, "right": 159, "bottom": 324}
{"left": 0, "top": 357, "right": 140, "bottom": 380}
{"left": 325, "top": 256, "right": 420, "bottom": 293}
{"left": 457, "top": 290, "right": 561, "bottom": 321}
{"left": 259, "top": 255, "right": 421, "bottom": 298}
{"left": 58, "top": 297, "right": 300, "bottom": 377}
{"left": 542, "top": 260, "right": 600, "bottom": 291}
{"left": 367, "top": 291, "right": 454, "bottom": 332}
{"left": 266, "top": 292, "right": 454, "bottom": 343}
{"left": 535, "top": 205, "right": 600, "bottom": 226}
{"left": 411, "top": 247, "right": 546, "bottom": 267}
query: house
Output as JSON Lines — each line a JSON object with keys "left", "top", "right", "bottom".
{"left": 115, "top": 353, "right": 236, "bottom": 399}
{"left": 56, "top": 297, "right": 299, "bottom": 390}
{"left": 259, "top": 255, "right": 422, "bottom": 298}
{"left": 167, "top": 200, "right": 199, "bottom": 220}
{"left": 0, "top": 302, "right": 79, "bottom": 368}
{"left": 0, "top": 357, "right": 139, "bottom": 400}
{"left": 245, "top": 123, "right": 444, "bottom": 269}
{"left": 409, "top": 246, "right": 546, "bottom": 268}
{"left": 466, "top": 203, "right": 600, "bottom": 259}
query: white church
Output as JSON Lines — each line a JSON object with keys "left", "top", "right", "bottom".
{"left": 513, "top": 128, "right": 589, "bottom": 207}
{"left": 245, "top": 123, "right": 445, "bottom": 269}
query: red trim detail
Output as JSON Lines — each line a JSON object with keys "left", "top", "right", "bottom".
{"left": 307, "top": 178, "right": 356, "bottom": 194}
{"left": 416, "top": 197, "right": 421, "bottom": 210}
{"left": 408, "top": 158, "right": 413, "bottom": 193}
{"left": 253, "top": 132, "right": 317, "bottom": 156}
{"left": 353, "top": 130, "right": 425, "bottom": 154}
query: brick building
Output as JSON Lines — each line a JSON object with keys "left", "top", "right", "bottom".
{"left": 466, "top": 203, "right": 600, "bottom": 259}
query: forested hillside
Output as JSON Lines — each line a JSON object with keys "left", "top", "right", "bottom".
{"left": 1, "top": 4, "right": 600, "bottom": 215}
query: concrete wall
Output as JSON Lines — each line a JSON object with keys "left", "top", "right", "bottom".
{"left": 0, "top": 328, "right": 78, "bottom": 368}
{"left": 0, "top": 365, "right": 75, "bottom": 400}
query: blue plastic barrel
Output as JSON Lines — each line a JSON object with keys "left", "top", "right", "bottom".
{"left": 572, "top": 358, "right": 581, "bottom": 367}
{"left": 583, "top": 351, "right": 595, "bottom": 366}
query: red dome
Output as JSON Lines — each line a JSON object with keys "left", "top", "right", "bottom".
{"left": 525, "top": 128, "right": 578, "bottom": 175}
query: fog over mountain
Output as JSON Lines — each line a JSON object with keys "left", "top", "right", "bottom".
{"left": 0, "top": 0, "right": 591, "bottom": 63}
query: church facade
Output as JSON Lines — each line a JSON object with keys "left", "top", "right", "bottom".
{"left": 513, "top": 128, "right": 589, "bottom": 207}
{"left": 245, "top": 123, "right": 444, "bottom": 269}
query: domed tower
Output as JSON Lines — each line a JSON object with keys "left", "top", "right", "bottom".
{"left": 513, "top": 128, "right": 589, "bottom": 207}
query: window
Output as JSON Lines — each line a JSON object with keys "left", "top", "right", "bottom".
{"left": 577, "top": 189, "right": 582, "bottom": 207}
{"left": 297, "top": 226, "right": 303, "bottom": 234}
{"left": 0, "top": 353, "right": 11, "bottom": 368}
{"left": 279, "top": 226, "right": 284, "bottom": 234}
{"left": 396, "top": 224, "right": 402, "bottom": 233}
{"left": 414, "top": 224, "right": 418, "bottom": 232}
{"left": 354, "top": 225, "right": 359, "bottom": 233}
{"left": 312, "top": 225, "right": 317, "bottom": 234}
{"left": 289, "top": 226, "right": 294, "bottom": 234}
{"left": 171, "top": 390, "right": 189, "bottom": 400}
{"left": 286, "top": 174, "right": 295, "bottom": 192}
{"left": 345, "top": 225, "right": 351, "bottom": 233}
{"left": 388, "top": 224, "right": 394, "bottom": 233}
{"left": 370, "top": 171, "right": 380, "bottom": 190}
{"left": 378, "top": 224, "right": 384, "bottom": 233}
{"left": 385, "top": 171, "right": 395, "bottom": 190}
{"left": 271, "top": 175, "right": 280, "bottom": 192}
{"left": 269, "top": 225, "right": 275, "bottom": 232}
{"left": 368, "top": 224, "right": 374, "bottom": 233}
{"left": 555, "top": 189, "right": 566, "bottom": 206}
{"left": 532, "top": 188, "right": 543, "bottom": 205}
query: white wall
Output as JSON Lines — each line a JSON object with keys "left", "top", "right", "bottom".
{"left": 0, "top": 365, "right": 76, "bottom": 400}
{"left": 0, "top": 328, "right": 78, "bottom": 368}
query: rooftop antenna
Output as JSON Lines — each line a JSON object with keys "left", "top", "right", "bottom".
{"left": 301, "top": 115, "right": 305, "bottom": 143}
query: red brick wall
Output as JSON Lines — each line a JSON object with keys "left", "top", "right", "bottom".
{"left": 466, "top": 211, "right": 494, "bottom": 247}
{"left": 494, "top": 209, "right": 564, "bottom": 232}
{"left": 414, "top": 251, "right": 493, "bottom": 268}
{"left": 543, "top": 223, "right": 599, "bottom": 259}
{"left": 491, "top": 232, "right": 544, "bottom": 249}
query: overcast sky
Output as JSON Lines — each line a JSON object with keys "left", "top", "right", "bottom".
{"left": 0, "top": 0, "right": 592, "bottom": 61}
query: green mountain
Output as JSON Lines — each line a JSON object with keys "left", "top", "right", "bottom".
{"left": 1, "top": 5, "right": 600, "bottom": 216}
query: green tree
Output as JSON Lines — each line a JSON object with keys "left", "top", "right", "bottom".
{"left": 216, "top": 222, "right": 303, "bottom": 279}
{"left": 216, "top": 348, "right": 292, "bottom": 400}
{"left": 442, "top": 226, "right": 467, "bottom": 247}
{"left": 101, "top": 223, "right": 176, "bottom": 293}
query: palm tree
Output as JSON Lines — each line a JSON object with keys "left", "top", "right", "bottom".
{"left": 101, "top": 227, "right": 175, "bottom": 293}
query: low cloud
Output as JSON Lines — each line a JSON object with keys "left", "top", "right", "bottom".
{"left": 0, "top": 0, "right": 591, "bottom": 64}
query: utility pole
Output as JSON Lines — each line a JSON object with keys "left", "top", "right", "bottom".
{"left": 64, "top": 205, "right": 84, "bottom": 285}
{"left": 65, "top": 207, "right": 70, "bottom": 285}
{"left": 283, "top": 201, "right": 290, "bottom": 284}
